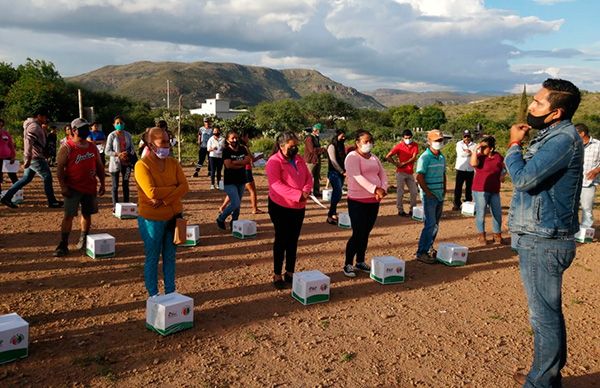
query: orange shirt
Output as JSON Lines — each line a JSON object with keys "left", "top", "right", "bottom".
{"left": 134, "top": 157, "right": 189, "bottom": 221}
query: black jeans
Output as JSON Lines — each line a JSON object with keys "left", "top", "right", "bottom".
{"left": 268, "top": 198, "right": 305, "bottom": 275}
{"left": 111, "top": 168, "right": 131, "bottom": 205}
{"left": 453, "top": 170, "right": 474, "bottom": 208}
{"left": 209, "top": 157, "right": 223, "bottom": 185}
{"left": 195, "top": 147, "right": 208, "bottom": 170}
{"left": 345, "top": 199, "right": 379, "bottom": 266}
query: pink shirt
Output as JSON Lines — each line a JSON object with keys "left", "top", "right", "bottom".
{"left": 345, "top": 151, "right": 388, "bottom": 202}
{"left": 266, "top": 150, "right": 313, "bottom": 209}
{"left": 0, "top": 129, "right": 16, "bottom": 159}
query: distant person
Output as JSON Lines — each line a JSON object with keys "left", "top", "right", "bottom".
{"left": 135, "top": 126, "right": 189, "bottom": 297}
{"left": 415, "top": 129, "right": 447, "bottom": 264}
{"left": 469, "top": 136, "right": 507, "bottom": 245}
{"left": 216, "top": 130, "right": 251, "bottom": 230}
{"left": 385, "top": 129, "right": 419, "bottom": 217}
{"left": 207, "top": 126, "right": 224, "bottom": 190}
{"left": 54, "top": 119, "right": 105, "bottom": 257}
{"left": 87, "top": 122, "right": 106, "bottom": 167}
{"left": 453, "top": 130, "right": 476, "bottom": 211}
{"left": 506, "top": 79, "right": 583, "bottom": 387}
{"left": 576, "top": 123, "right": 600, "bottom": 228}
{"left": 304, "top": 123, "right": 326, "bottom": 196}
{"left": 218, "top": 130, "right": 264, "bottom": 214}
{"left": 46, "top": 125, "right": 58, "bottom": 166}
{"left": 60, "top": 124, "right": 72, "bottom": 147}
{"left": 105, "top": 115, "right": 135, "bottom": 206}
{"left": 266, "top": 131, "right": 312, "bottom": 289}
{"left": 193, "top": 117, "right": 213, "bottom": 177}
{"left": 0, "top": 118, "right": 18, "bottom": 192}
{"left": 343, "top": 130, "right": 388, "bottom": 278}
{"left": 326, "top": 129, "right": 347, "bottom": 225}
{"left": 1, "top": 108, "right": 63, "bottom": 209}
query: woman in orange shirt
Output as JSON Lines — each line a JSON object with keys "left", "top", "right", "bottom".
{"left": 135, "top": 127, "right": 189, "bottom": 297}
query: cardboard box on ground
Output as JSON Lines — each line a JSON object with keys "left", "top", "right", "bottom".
{"left": 338, "top": 212, "right": 351, "bottom": 229}
{"left": 86, "top": 234, "right": 116, "bottom": 259}
{"left": 461, "top": 201, "right": 475, "bottom": 216}
{"left": 146, "top": 293, "right": 194, "bottom": 336}
{"left": 437, "top": 243, "right": 468, "bottom": 266}
{"left": 232, "top": 220, "right": 256, "bottom": 239}
{"left": 114, "top": 202, "right": 137, "bottom": 219}
{"left": 292, "top": 270, "right": 330, "bottom": 305}
{"left": 370, "top": 256, "right": 405, "bottom": 284}
{"left": 182, "top": 224, "right": 200, "bottom": 246}
{"left": 0, "top": 313, "right": 28, "bottom": 364}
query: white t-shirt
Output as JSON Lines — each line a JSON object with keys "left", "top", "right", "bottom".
{"left": 207, "top": 136, "right": 224, "bottom": 158}
{"left": 455, "top": 139, "right": 477, "bottom": 171}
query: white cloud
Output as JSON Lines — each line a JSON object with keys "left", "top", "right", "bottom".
{"left": 533, "top": 0, "right": 575, "bottom": 5}
{"left": 0, "top": 0, "right": 597, "bottom": 92}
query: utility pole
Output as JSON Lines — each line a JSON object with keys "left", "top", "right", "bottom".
{"left": 178, "top": 95, "right": 183, "bottom": 162}
{"left": 78, "top": 89, "right": 83, "bottom": 118}
{"left": 167, "top": 80, "right": 170, "bottom": 110}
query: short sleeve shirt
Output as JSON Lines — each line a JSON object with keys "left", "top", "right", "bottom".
{"left": 472, "top": 153, "right": 504, "bottom": 193}
{"left": 389, "top": 141, "right": 418, "bottom": 174}
{"left": 416, "top": 148, "right": 446, "bottom": 201}
{"left": 222, "top": 146, "right": 248, "bottom": 185}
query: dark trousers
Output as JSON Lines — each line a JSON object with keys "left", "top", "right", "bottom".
{"left": 195, "top": 147, "right": 208, "bottom": 171}
{"left": 307, "top": 162, "right": 321, "bottom": 195}
{"left": 209, "top": 157, "right": 223, "bottom": 185}
{"left": 345, "top": 199, "right": 379, "bottom": 265}
{"left": 268, "top": 198, "right": 305, "bottom": 275}
{"left": 111, "top": 168, "right": 130, "bottom": 205}
{"left": 453, "top": 170, "right": 474, "bottom": 208}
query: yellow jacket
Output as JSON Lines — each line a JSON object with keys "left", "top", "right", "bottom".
{"left": 134, "top": 157, "right": 189, "bottom": 221}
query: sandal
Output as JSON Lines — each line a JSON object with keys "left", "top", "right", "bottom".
{"left": 273, "top": 275, "right": 285, "bottom": 290}
{"left": 284, "top": 272, "right": 294, "bottom": 283}
{"left": 326, "top": 216, "right": 337, "bottom": 225}
{"left": 252, "top": 208, "right": 265, "bottom": 214}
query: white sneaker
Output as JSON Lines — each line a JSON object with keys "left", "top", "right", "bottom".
{"left": 210, "top": 184, "right": 215, "bottom": 190}
{"left": 343, "top": 264, "right": 356, "bottom": 278}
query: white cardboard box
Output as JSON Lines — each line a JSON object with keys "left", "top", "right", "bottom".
{"left": 370, "top": 256, "right": 406, "bottom": 285}
{"left": 1, "top": 160, "right": 19, "bottom": 173}
{"left": 322, "top": 189, "right": 332, "bottom": 202}
{"left": 86, "top": 233, "right": 115, "bottom": 259}
{"left": 113, "top": 202, "right": 138, "bottom": 219}
{"left": 232, "top": 220, "right": 257, "bottom": 239}
{"left": 437, "top": 243, "right": 468, "bottom": 266}
{"left": 218, "top": 180, "right": 224, "bottom": 191}
{"left": 1, "top": 190, "right": 23, "bottom": 204}
{"left": 292, "top": 270, "right": 330, "bottom": 305}
{"left": 575, "top": 227, "right": 595, "bottom": 243}
{"left": 412, "top": 206, "right": 424, "bottom": 221}
{"left": 338, "top": 212, "right": 351, "bottom": 229}
{"left": 0, "top": 313, "right": 29, "bottom": 364}
{"left": 146, "top": 293, "right": 194, "bottom": 336}
{"left": 182, "top": 224, "right": 200, "bottom": 246}
{"left": 461, "top": 201, "right": 475, "bottom": 216}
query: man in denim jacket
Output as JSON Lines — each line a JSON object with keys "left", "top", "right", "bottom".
{"left": 505, "top": 79, "right": 583, "bottom": 388}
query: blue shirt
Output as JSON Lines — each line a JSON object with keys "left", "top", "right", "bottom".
{"left": 416, "top": 147, "right": 446, "bottom": 201}
{"left": 88, "top": 130, "right": 106, "bottom": 142}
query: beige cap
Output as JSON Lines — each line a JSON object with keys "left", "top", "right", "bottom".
{"left": 427, "top": 129, "right": 444, "bottom": 142}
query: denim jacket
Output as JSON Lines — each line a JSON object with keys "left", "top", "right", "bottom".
{"left": 506, "top": 120, "right": 583, "bottom": 238}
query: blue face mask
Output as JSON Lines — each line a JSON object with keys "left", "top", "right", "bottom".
{"left": 115, "top": 123, "right": 124, "bottom": 131}
{"left": 154, "top": 147, "right": 170, "bottom": 159}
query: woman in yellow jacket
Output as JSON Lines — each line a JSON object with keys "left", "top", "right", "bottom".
{"left": 135, "top": 127, "right": 189, "bottom": 297}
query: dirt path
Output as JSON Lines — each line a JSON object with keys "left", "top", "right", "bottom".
{"left": 1, "top": 167, "right": 598, "bottom": 387}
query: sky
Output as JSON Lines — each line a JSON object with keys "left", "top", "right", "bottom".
{"left": 0, "top": 0, "right": 598, "bottom": 94}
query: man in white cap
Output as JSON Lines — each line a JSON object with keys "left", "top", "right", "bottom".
{"left": 415, "top": 129, "right": 447, "bottom": 264}
{"left": 54, "top": 118, "right": 105, "bottom": 257}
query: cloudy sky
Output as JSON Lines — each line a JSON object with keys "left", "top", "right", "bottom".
{"left": 0, "top": 0, "right": 598, "bottom": 93}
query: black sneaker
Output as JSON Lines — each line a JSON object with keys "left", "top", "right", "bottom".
{"left": 216, "top": 218, "right": 226, "bottom": 231}
{"left": 192, "top": 172, "right": 199, "bottom": 178}
{"left": 343, "top": 264, "right": 356, "bottom": 278}
{"left": 76, "top": 234, "right": 87, "bottom": 250}
{"left": 416, "top": 253, "right": 436, "bottom": 264}
{"left": 284, "top": 273, "right": 293, "bottom": 283}
{"left": 355, "top": 262, "right": 371, "bottom": 273}
{"left": 1, "top": 197, "right": 18, "bottom": 209}
{"left": 48, "top": 201, "right": 63, "bottom": 208}
{"left": 398, "top": 211, "right": 409, "bottom": 217}
{"left": 53, "top": 242, "right": 69, "bottom": 257}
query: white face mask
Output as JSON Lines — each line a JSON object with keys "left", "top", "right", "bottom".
{"left": 360, "top": 142, "right": 373, "bottom": 154}
{"left": 431, "top": 141, "right": 443, "bottom": 151}
{"left": 404, "top": 138, "right": 413, "bottom": 145}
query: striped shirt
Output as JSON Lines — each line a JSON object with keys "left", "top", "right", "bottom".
{"left": 582, "top": 137, "right": 600, "bottom": 187}
{"left": 416, "top": 147, "right": 446, "bottom": 201}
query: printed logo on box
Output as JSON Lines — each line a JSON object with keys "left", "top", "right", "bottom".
{"left": 10, "top": 334, "right": 24, "bottom": 345}
{"left": 182, "top": 306, "right": 191, "bottom": 316}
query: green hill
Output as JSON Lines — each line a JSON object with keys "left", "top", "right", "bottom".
{"left": 67, "top": 61, "right": 384, "bottom": 110}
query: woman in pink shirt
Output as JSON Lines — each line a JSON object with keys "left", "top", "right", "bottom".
{"left": 343, "top": 130, "right": 388, "bottom": 278}
{"left": 266, "top": 131, "right": 313, "bottom": 289}
{"left": 0, "top": 118, "right": 18, "bottom": 191}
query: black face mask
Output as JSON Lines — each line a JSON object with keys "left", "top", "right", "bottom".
{"left": 287, "top": 146, "right": 299, "bottom": 159}
{"left": 527, "top": 111, "right": 557, "bottom": 130}
{"left": 229, "top": 140, "right": 238, "bottom": 147}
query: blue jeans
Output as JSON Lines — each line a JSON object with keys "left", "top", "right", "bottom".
{"left": 111, "top": 168, "right": 130, "bottom": 205}
{"left": 218, "top": 183, "right": 245, "bottom": 222}
{"left": 416, "top": 195, "right": 443, "bottom": 255}
{"left": 473, "top": 191, "right": 502, "bottom": 234}
{"left": 513, "top": 233, "right": 576, "bottom": 388}
{"left": 3, "top": 158, "right": 57, "bottom": 204}
{"left": 138, "top": 217, "right": 177, "bottom": 296}
{"left": 327, "top": 171, "right": 344, "bottom": 218}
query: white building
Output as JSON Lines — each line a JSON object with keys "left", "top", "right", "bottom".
{"left": 189, "top": 93, "right": 248, "bottom": 120}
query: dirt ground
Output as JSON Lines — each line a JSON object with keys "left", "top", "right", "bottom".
{"left": 0, "top": 166, "right": 599, "bottom": 387}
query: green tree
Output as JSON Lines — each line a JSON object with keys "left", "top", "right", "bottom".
{"left": 224, "top": 112, "right": 258, "bottom": 137}
{"left": 301, "top": 93, "right": 357, "bottom": 124}
{"left": 517, "top": 84, "right": 528, "bottom": 123}
{"left": 0, "top": 62, "right": 18, "bottom": 112}
{"left": 254, "top": 99, "right": 307, "bottom": 137}
{"left": 408, "top": 105, "right": 446, "bottom": 131}
{"left": 389, "top": 105, "right": 419, "bottom": 128}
